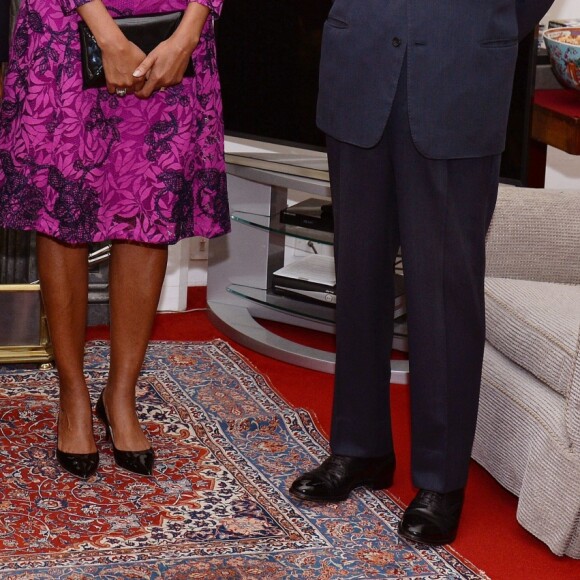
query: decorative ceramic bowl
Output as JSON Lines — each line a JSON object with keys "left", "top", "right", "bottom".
{"left": 543, "top": 27, "right": 580, "bottom": 92}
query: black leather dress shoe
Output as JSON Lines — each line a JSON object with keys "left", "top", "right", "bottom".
{"left": 289, "top": 453, "right": 396, "bottom": 502}
{"left": 398, "top": 488, "right": 465, "bottom": 545}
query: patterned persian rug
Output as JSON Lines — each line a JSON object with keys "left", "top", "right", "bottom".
{"left": 0, "top": 340, "right": 487, "bottom": 579}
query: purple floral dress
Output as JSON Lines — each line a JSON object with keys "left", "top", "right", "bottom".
{"left": 0, "top": 0, "right": 229, "bottom": 244}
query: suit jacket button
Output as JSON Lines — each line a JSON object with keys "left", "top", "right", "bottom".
{"left": 392, "top": 37, "right": 402, "bottom": 47}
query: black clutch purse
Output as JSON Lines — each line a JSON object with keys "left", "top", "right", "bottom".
{"left": 78, "top": 11, "right": 195, "bottom": 89}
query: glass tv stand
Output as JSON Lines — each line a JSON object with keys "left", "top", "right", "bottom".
{"left": 206, "top": 153, "right": 409, "bottom": 384}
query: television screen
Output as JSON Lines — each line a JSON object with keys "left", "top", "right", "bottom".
{"left": 499, "top": 31, "right": 538, "bottom": 186}
{"left": 215, "top": 0, "right": 331, "bottom": 150}
{"left": 216, "top": 4, "right": 537, "bottom": 185}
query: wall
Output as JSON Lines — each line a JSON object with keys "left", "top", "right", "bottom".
{"left": 541, "top": 0, "right": 578, "bottom": 25}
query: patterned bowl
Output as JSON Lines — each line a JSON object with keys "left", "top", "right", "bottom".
{"left": 543, "top": 27, "right": 580, "bottom": 92}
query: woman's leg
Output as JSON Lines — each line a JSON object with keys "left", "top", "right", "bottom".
{"left": 36, "top": 234, "right": 95, "bottom": 454}
{"left": 103, "top": 241, "right": 168, "bottom": 451}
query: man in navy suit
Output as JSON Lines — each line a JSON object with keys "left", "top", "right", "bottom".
{"left": 291, "top": 0, "right": 554, "bottom": 545}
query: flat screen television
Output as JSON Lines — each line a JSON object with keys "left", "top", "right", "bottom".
{"left": 215, "top": 0, "right": 330, "bottom": 151}
{"left": 499, "top": 31, "right": 538, "bottom": 186}
{"left": 215, "top": 2, "right": 537, "bottom": 185}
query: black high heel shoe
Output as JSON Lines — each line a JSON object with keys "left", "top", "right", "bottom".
{"left": 95, "top": 391, "right": 154, "bottom": 476}
{"left": 56, "top": 418, "right": 99, "bottom": 479}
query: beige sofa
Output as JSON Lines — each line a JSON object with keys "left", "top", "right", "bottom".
{"left": 473, "top": 185, "right": 580, "bottom": 558}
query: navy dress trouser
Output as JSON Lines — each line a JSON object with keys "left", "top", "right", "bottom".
{"left": 328, "top": 61, "right": 500, "bottom": 494}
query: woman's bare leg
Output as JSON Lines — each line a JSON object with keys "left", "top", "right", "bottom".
{"left": 36, "top": 234, "right": 96, "bottom": 454}
{"left": 102, "top": 241, "right": 168, "bottom": 451}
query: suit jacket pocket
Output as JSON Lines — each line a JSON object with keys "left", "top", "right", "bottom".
{"left": 480, "top": 37, "right": 518, "bottom": 48}
{"left": 326, "top": 16, "right": 349, "bottom": 29}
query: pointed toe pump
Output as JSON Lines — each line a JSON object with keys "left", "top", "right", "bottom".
{"left": 56, "top": 448, "right": 99, "bottom": 479}
{"left": 56, "top": 413, "right": 99, "bottom": 479}
{"left": 56, "top": 423, "right": 99, "bottom": 479}
{"left": 95, "top": 391, "right": 154, "bottom": 476}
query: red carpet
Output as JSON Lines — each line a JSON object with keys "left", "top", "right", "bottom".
{"left": 86, "top": 287, "right": 579, "bottom": 580}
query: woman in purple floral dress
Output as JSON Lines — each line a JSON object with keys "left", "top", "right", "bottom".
{"left": 0, "top": 0, "right": 229, "bottom": 478}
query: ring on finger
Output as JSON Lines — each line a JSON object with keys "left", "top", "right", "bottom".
{"left": 115, "top": 88, "right": 127, "bottom": 97}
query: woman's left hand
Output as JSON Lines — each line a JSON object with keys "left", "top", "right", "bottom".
{"left": 133, "top": 37, "right": 196, "bottom": 98}
{"left": 133, "top": 2, "right": 211, "bottom": 99}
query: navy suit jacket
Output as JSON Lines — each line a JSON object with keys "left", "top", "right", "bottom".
{"left": 0, "top": 0, "right": 10, "bottom": 62}
{"left": 317, "top": 0, "right": 554, "bottom": 158}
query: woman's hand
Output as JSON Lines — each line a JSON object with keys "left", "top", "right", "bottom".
{"left": 77, "top": 0, "right": 146, "bottom": 97}
{"left": 100, "top": 40, "right": 147, "bottom": 96}
{"left": 133, "top": 2, "right": 211, "bottom": 99}
{"left": 133, "top": 37, "right": 195, "bottom": 99}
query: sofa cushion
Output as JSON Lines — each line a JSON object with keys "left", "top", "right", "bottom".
{"left": 485, "top": 277, "right": 580, "bottom": 398}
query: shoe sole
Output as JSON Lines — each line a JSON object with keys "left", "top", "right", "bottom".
{"left": 289, "top": 477, "right": 393, "bottom": 503}
{"left": 397, "top": 522, "right": 457, "bottom": 546}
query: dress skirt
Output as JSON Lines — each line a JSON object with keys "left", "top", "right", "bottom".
{"left": 0, "top": 0, "right": 230, "bottom": 245}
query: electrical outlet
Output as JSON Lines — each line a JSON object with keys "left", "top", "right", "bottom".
{"left": 190, "top": 237, "right": 209, "bottom": 260}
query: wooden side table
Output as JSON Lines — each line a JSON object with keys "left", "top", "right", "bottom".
{"left": 530, "top": 89, "right": 580, "bottom": 186}
{"left": 533, "top": 89, "right": 580, "bottom": 154}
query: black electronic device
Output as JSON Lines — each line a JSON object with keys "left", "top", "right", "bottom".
{"left": 273, "top": 255, "right": 336, "bottom": 306}
{"left": 273, "top": 279, "right": 337, "bottom": 306}
{"left": 280, "top": 198, "right": 334, "bottom": 232}
{"left": 272, "top": 255, "right": 406, "bottom": 316}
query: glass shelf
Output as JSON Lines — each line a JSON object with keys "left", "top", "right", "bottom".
{"left": 227, "top": 284, "right": 336, "bottom": 324}
{"left": 227, "top": 284, "right": 409, "bottom": 342}
{"left": 210, "top": 161, "right": 409, "bottom": 376}
{"left": 232, "top": 212, "right": 334, "bottom": 246}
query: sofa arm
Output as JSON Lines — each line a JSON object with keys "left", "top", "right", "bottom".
{"left": 486, "top": 185, "right": 580, "bottom": 285}
{"left": 567, "top": 333, "right": 580, "bottom": 452}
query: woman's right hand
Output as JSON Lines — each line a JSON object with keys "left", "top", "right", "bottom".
{"left": 101, "top": 40, "right": 147, "bottom": 96}
{"left": 77, "top": 0, "right": 147, "bottom": 97}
